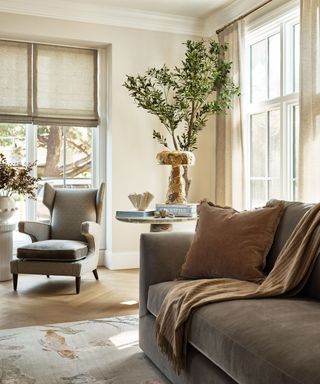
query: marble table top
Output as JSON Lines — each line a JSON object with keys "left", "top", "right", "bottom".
{"left": 116, "top": 215, "right": 197, "bottom": 224}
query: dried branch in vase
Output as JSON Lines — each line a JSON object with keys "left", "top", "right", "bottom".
{"left": 0, "top": 153, "right": 40, "bottom": 199}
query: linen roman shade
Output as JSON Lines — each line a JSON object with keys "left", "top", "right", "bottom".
{"left": 0, "top": 41, "right": 32, "bottom": 123}
{"left": 0, "top": 40, "right": 98, "bottom": 127}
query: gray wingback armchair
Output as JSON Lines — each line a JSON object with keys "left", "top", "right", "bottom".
{"left": 10, "top": 182, "right": 105, "bottom": 294}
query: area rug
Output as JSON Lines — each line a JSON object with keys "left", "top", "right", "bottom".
{"left": 0, "top": 315, "right": 169, "bottom": 384}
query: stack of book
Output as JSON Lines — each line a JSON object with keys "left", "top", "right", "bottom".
{"left": 155, "top": 203, "right": 197, "bottom": 217}
{"left": 116, "top": 209, "right": 155, "bottom": 218}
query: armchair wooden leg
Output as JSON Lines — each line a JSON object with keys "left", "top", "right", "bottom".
{"left": 75, "top": 276, "right": 81, "bottom": 294}
{"left": 93, "top": 269, "right": 99, "bottom": 280}
{"left": 46, "top": 275, "right": 50, "bottom": 278}
{"left": 13, "top": 274, "right": 18, "bottom": 291}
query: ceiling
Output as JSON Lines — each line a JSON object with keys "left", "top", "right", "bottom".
{"left": 0, "top": 0, "right": 238, "bottom": 36}
{"left": 65, "top": 0, "right": 234, "bottom": 18}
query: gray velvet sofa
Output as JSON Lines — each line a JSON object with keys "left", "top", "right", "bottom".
{"left": 139, "top": 202, "right": 320, "bottom": 384}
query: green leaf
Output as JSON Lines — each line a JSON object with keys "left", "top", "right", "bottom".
{"left": 123, "top": 38, "right": 240, "bottom": 152}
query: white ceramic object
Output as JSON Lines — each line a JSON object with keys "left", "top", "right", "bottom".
{"left": 0, "top": 196, "right": 17, "bottom": 223}
{"left": 128, "top": 192, "right": 154, "bottom": 211}
{"left": 0, "top": 222, "right": 15, "bottom": 281}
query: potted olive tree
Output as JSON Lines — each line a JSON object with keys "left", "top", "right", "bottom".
{"left": 123, "top": 39, "right": 239, "bottom": 203}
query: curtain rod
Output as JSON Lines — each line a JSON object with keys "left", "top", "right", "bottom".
{"left": 216, "top": 0, "right": 273, "bottom": 35}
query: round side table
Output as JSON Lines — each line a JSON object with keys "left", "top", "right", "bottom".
{"left": 0, "top": 222, "right": 16, "bottom": 281}
{"left": 116, "top": 215, "right": 197, "bottom": 232}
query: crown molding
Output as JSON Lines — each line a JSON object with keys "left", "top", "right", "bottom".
{"left": 202, "top": 0, "right": 297, "bottom": 37}
{"left": 203, "top": 0, "right": 267, "bottom": 36}
{"left": 0, "top": 0, "right": 203, "bottom": 36}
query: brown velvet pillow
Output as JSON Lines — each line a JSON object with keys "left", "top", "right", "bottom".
{"left": 180, "top": 201, "right": 285, "bottom": 283}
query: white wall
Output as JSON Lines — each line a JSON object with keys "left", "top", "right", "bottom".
{"left": 0, "top": 0, "right": 295, "bottom": 269}
{"left": 0, "top": 12, "right": 215, "bottom": 268}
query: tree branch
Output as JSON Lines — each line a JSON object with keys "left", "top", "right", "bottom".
{"left": 187, "top": 100, "right": 195, "bottom": 150}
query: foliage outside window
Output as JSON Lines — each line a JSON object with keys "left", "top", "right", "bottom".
{"left": 37, "top": 126, "right": 92, "bottom": 181}
{"left": 0, "top": 123, "right": 94, "bottom": 222}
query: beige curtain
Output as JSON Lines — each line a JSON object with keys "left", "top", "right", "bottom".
{"left": 216, "top": 21, "right": 245, "bottom": 210}
{"left": 298, "top": 0, "right": 320, "bottom": 202}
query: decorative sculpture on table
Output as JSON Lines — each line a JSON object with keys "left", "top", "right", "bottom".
{"left": 128, "top": 192, "right": 154, "bottom": 211}
{"left": 157, "top": 151, "right": 195, "bottom": 204}
{"left": 154, "top": 209, "right": 175, "bottom": 218}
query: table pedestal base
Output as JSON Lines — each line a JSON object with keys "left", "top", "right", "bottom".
{"left": 0, "top": 223, "right": 15, "bottom": 281}
{"left": 150, "top": 223, "right": 173, "bottom": 232}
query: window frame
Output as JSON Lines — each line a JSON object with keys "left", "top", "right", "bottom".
{"left": 1, "top": 42, "right": 107, "bottom": 254}
{"left": 244, "top": 6, "right": 300, "bottom": 208}
{"left": 27, "top": 125, "right": 98, "bottom": 221}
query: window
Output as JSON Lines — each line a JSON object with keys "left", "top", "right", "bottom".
{"left": 37, "top": 126, "right": 94, "bottom": 221}
{"left": 0, "top": 123, "right": 95, "bottom": 222}
{"left": 0, "top": 41, "right": 99, "bottom": 242}
{"left": 245, "top": 8, "right": 299, "bottom": 207}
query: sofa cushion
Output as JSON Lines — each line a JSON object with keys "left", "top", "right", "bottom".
{"left": 179, "top": 201, "right": 284, "bottom": 283}
{"left": 17, "top": 240, "right": 88, "bottom": 261}
{"left": 304, "top": 253, "right": 320, "bottom": 300}
{"left": 189, "top": 298, "right": 320, "bottom": 384}
{"left": 148, "top": 281, "right": 320, "bottom": 384}
{"left": 264, "top": 201, "right": 320, "bottom": 300}
{"left": 265, "top": 201, "right": 314, "bottom": 273}
{"left": 148, "top": 281, "right": 186, "bottom": 317}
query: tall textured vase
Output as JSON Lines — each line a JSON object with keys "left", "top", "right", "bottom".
{"left": 0, "top": 196, "right": 17, "bottom": 223}
{"left": 0, "top": 196, "right": 16, "bottom": 281}
{"left": 157, "top": 151, "right": 195, "bottom": 204}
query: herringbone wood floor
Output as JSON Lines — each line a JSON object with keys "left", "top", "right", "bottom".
{"left": 0, "top": 267, "right": 139, "bottom": 330}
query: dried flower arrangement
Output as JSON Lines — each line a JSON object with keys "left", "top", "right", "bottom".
{"left": 0, "top": 153, "right": 40, "bottom": 199}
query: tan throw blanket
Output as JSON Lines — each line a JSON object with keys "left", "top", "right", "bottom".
{"left": 155, "top": 203, "right": 320, "bottom": 373}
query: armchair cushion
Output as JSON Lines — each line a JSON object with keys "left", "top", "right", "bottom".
{"left": 17, "top": 240, "right": 88, "bottom": 261}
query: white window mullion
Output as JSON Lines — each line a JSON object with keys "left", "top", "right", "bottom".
{"left": 63, "top": 127, "right": 67, "bottom": 187}
{"left": 92, "top": 128, "right": 98, "bottom": 189}
{"left": 287, "top": 103, "right": 299, "bottom": 200}
{"left": 266, "top": 36, "right": 270, "bottom": 100}
{"left": 265, "top": 111, "right": 269, "bottom": 201}
{"left": 244, "top": 36, "right": 251, "bottom": 208}
{"left": 279, "top": 22, "right": 287, "bottom": 200}
{"left": 26, "top": 124, "right": 37, "bottom": 221}
{"left": 281, "top": 102, "right": 289, "bottom": 198}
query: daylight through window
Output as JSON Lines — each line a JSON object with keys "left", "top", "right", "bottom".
{"left": 245, "top": 8, "right": 299, "bottom": 207}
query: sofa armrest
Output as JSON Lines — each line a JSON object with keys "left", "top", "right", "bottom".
{"left": 81, "top": 221, "right": 100, "bottom": 253}
{"left": 140, "top": 232, "right": 194, "bottom": 317}
{"left": 18, "top": 221, "right": 51, "bottom": 242}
